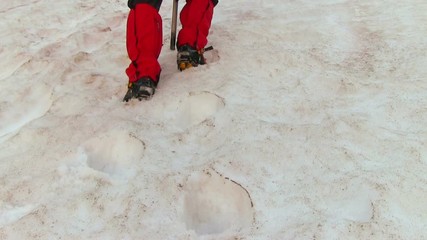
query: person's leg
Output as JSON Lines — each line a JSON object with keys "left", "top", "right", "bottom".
{"left": 177, "top": 0, "right": 215, "bottom": 51}
{"left": 125, "top": 1, "right": 163, "bottom": 84}
{"left": 124, "top": 0, "right": 163, "bottom": 101}
{"left": 128, "top": 0, "right": 163, "bottom": 11}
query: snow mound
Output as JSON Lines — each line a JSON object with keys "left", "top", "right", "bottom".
{"left": 182, "top": 170, "right": 254, "bottom": 235}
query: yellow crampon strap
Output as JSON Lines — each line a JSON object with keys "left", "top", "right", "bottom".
{"left": 177, "top": 46, "right": 213, "bottom": 71}
{"left": 178, "top": 61, "right": 194, "bottom": 71}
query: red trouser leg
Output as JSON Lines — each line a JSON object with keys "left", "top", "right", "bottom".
{"left": 125, "top": 4, "right": 163, "bottom": 83}
{"left": 177, "top": 0, "right": 214, "bottom": 51}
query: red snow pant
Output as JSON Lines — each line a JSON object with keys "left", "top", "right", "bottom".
{"left": 177, "top": 0, "right": 215, "bottom": 51}
{"left": 125, "top": 0, "right": 215, "bottom": 83}
{"left": 126, "top": 4, "right": 162, "bottom": 83}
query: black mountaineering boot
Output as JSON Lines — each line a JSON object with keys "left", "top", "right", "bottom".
{"left": 123, "top": 77, "right": 157, "bottom": 102}
{"left": 177, "top": 44, "right": 206, "bottom": 71}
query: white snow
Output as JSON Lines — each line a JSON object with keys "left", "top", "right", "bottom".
{"left": 1, "top": 0, "right": 427, "bottom": 239}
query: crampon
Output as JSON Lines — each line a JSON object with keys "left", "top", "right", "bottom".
{"left": 123, "top": 77, "right": 157, "bottom": 102}
{"left": 177, "top": 45, "right": 214, "bottom": 71}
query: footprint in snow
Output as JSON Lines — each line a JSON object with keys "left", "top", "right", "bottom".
{"left": 0, "top": 204, "right": 34, "bottom": 227}
{"left": 181, "top": 170, "right": 254, "bottom": 235}
{"left": 175, "top": 91, "right": 225, "bottom": 129}
{"left": 204, "top": 48, "right": 220, "bottom": 64}
{"left": 80, "top": 131, "right": 145, "bottom": 180}
{"left": 0, "top": 82, "right": 52, "bottom": 143}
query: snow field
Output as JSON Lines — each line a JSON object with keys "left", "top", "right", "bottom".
{"left": 0, "top": 0, "right": 427, "bottom": 239}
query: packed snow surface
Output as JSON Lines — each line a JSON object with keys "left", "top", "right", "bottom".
{"left": 1, "top": 0, "right": 426, "bottom": 239}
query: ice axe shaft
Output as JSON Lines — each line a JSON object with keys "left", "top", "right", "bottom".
{"left": 170, "top": 0, "right": 179, "bottom": 50}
